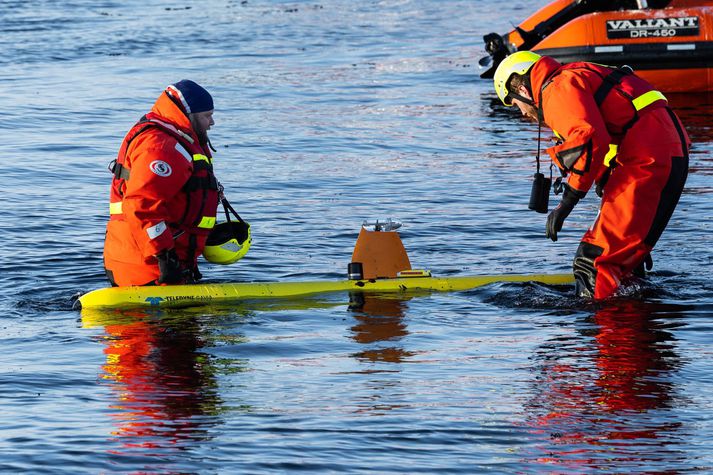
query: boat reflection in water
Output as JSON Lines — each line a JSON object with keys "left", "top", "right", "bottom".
{"left": 523, "top": 299, "right": 688, "bottom": 470}
{"left": 668, "top": 92, "right": 713, "bottom": 143}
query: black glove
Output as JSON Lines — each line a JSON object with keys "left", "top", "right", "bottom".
{"left": 156, "top": 249, "right": 184, "bottom": 284}
{"left": 546, "top": 184, "right": 584, "bottom": 242}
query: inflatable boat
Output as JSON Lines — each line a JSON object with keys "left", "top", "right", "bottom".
{"left": 479, "top": 0, "right": 713, "bottom": 92}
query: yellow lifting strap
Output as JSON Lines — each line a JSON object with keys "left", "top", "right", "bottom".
{"left": 603, "top": 90, "right": 666, "bottom": 168}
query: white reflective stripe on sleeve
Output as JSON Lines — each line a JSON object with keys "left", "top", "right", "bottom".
{"left": 174, "top": 142, "right": 193, "bottom": 163}
{"left": 146, "top": 221, "right": 167, "bottom": 240}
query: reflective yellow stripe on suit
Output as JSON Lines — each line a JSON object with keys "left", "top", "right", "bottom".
{"left": 604, "top": 90, "right": 666, "bottom": 168}
{"left": 604, "top": 144, "right": 618, "bottom": 168}
{"left": 632, "top": 90, "right": 667, "bottom": 111}
{"left": 193, "top": 153, "right": 211, "bottom": 164}
{"left": 197, "top": 216, "right": 216, "bottom": 229}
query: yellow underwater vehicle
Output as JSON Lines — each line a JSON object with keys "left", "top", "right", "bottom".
{"left": 76, "top": 220, "right": 573, "bottom": 310}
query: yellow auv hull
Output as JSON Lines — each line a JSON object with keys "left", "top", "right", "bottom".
{"left": 76, "top": 273, "right": 574, "bottom": 310}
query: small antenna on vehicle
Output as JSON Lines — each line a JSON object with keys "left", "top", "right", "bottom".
{"left": 362, "top": 218, "right": 402, "bottom": 232}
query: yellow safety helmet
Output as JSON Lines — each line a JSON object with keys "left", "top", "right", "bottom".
{"left": 493, "top": 51, "right": 541, "bottom": 106}
{"left": 203, "top": 220, "right": 251, "bottom": 265}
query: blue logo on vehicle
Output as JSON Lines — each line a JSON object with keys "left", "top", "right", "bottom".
{"left": 145, "top": 297, "right": 164, "bottom": 306}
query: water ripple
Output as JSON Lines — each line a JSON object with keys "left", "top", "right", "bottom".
{"left": 1, "top": 0, "right": 712, "bottom": 473}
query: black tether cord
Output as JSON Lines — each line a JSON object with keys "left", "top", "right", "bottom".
{"left": 535, "top": 120, "right": 542, "bottom": 175}
{"left": 186, "top": 234, "right": 198, "bottom": 284}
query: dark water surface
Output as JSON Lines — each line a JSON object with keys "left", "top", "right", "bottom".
{"left": 1, "top": 1, "right": 712, "bottom": 473}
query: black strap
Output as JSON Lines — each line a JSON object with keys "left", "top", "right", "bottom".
{"left": 537, "top": 72, "right": 558, "bottom": 124}
{"left": 595, "top": 168, "right": 611, "bottom": 198}
{"left": 108, "top": 119, "right": 158, "bottom": 184}
{"left": 535, "top": 120, "right": 542, "bottom": 174}
{"left": 108, "top": 160, "right": 131, "bottom": 181}
{"left": 509, "top": 91, "right": 536, "bottom": 107}
{"left": 107, "top": 159, "right": 131, "bottom": 198}
{"left": 186, "top": 234, "right": 198, "bottom": 283}
{"left": 593, "top": 65, "right": 633, "bottom": 107}
{"left": 221, "top": 197, "right": 246, "bottom": 224}
{"left": 105, "top": 268, "right": 118, "bottom": 287}
{"left": 192, "top": 159, "right": 213, "bottom": 171}
{"left": 124, "top": 121, "right": 156, "bottom": 152}
{"left": 666, "top": 106, "right": 690, "bottom": 160}
{"left": 184, "top": 175, "right": 219, "bottom": 192}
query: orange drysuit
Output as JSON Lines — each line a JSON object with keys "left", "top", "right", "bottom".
{"left": 103, "top": 90, "right": 219, "bottom": 286}
{"left": 531, "top": 57, "right": 690, "bottom": 299}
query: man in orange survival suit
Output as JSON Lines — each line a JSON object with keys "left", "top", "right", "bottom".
{"left": 104, "top": 80, "right": 220, "bottom": 286}
{"left": 493, "top": 52, "right": 690, "bottom": 299}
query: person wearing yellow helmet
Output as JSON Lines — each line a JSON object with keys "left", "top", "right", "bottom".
{"left": 493, "top": 51, "right": 542, "bottom": 107}
{"left": 492, "top": 52, "right": 690, "bottom": 300}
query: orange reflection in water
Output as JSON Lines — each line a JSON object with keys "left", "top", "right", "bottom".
{"left": 346, "top": 294, "right": 415, "bottom": 415}
{"left": 592, "top": 303, "right": 676, "bottom": 414}
{"left": 525, "top": 300, "right": 685, "bottom": 471}
{"left": 94, "top": 310, "right": 223, "bottom": 456}
{"left": 348, "top": 293, "right": 414, "bottom": 364}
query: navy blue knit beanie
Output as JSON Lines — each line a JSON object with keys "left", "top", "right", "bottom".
{"left": 167, "top": 79, "right": 214, "bottom": 114}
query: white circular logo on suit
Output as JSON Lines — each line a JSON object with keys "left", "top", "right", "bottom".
{"left": 149, "top": 160, "right": 172, "bottom": 177}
